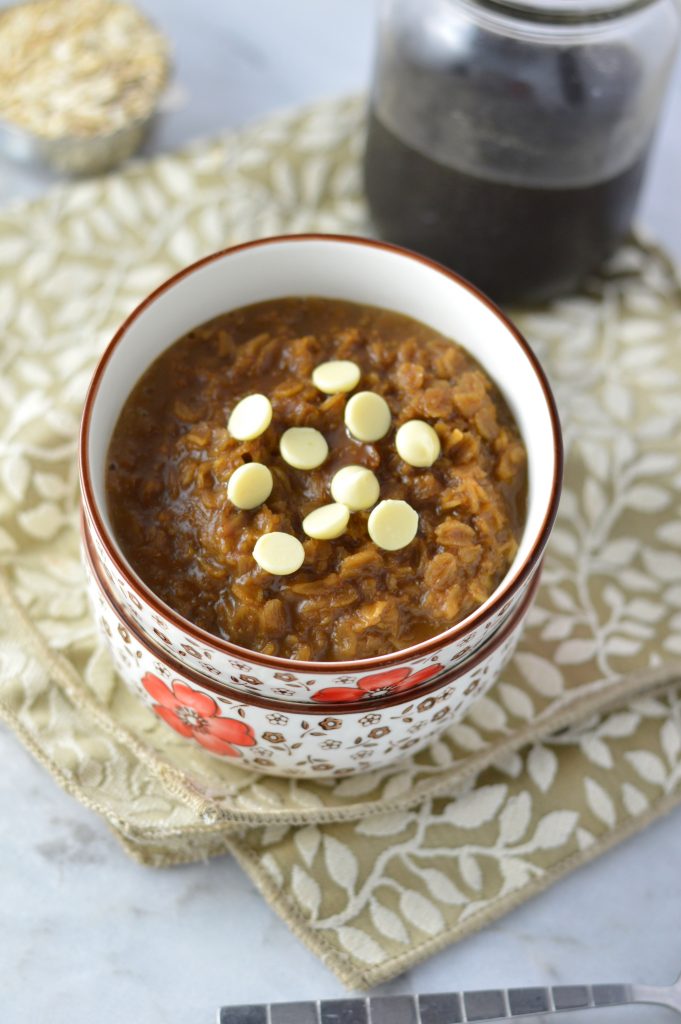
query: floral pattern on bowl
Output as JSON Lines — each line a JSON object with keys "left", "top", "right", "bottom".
{"left": 310, "top": 664, "right": 444, "bottom": 703}
{"left": 141, "top": 674, "right": 256, "bottom": 757}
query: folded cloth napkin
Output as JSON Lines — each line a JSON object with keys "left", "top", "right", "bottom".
{"left": 1, "top": 95, "right": 680, "bottom": 988}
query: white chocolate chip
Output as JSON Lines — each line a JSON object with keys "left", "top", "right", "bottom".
{"left": 253, "top": 532, "right": 305, "bottom": 575}
{"left": 302, "top": 502, "right": 350, "bottom": 540}
{"left": 344, "top": 391, "right": 392, "bottom": 442}
{"left": 227, "top": 462, "right": 273, "bottom": 510}
{"left": 330, "top": 465, "right": 380, "bottom": 511}
{"left": 279, "top": 427, "right": 329, "bottom": 470}
{"left": 312, "top": 359, "right": 361, "bottom": 395}
{"left": 227, "top": 394, "right": 272, "bottom": 441}
{"left": 368, "top": 499, "right": 419, "bottom": 551}
{"left": 395, "top": 419, "right": 441, "bottom": 468}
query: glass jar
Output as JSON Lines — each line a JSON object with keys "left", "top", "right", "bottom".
{"left": 363, "top": 0, "right": 680, "bottom": 303}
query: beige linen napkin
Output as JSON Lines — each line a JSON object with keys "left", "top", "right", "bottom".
{"left": 1, "top": 95, "right": 680, "bottom": 988}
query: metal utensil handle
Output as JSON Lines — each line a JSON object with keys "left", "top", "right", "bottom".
{"left": 219, "top": 981, "right": 681, "bottom": 1024}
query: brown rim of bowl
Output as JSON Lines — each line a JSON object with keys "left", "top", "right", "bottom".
{"left": 83, "top": 513, "right": 542, "bottom": 715}
{"left": 79, "top": 232, "right": 562, "bottom": 676}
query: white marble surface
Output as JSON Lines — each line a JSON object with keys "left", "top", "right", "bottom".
{"left": 1, "top": 2, "right": 681, "bottom": 1021}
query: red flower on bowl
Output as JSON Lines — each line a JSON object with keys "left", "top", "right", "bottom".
{"left": 311, "top": 664, "right": 443, "bottom": 704}
{"left": 141, "top": 673, "right": 256, "bottom": 757}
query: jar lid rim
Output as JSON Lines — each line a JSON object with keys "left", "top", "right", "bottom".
{"left": 478, "top": 0, "right": 654, "bottom": 21}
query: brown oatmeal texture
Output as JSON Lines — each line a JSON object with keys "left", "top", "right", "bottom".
{"left": 106, "top": 297, "right": 527, "bottom": 661}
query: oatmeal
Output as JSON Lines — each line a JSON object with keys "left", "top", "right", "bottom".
{"left": 106, "top": 297, "right": 527, "bottom": 661}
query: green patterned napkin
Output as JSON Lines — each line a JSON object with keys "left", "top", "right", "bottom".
{"left": 1, "top": 96, "right": 680, "bottom": 988}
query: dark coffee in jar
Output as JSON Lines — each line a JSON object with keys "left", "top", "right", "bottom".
{"left": 365, "top": 114, "right": 647, "bottom": 304}
{"left": 363, "top": 0, "right": 680, "bottom": 304}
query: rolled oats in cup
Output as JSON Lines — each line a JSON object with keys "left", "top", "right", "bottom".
{"left": 0, "top": 0, "right": 170, "bottom": 173}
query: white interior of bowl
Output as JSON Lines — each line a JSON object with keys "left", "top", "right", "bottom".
{"left": 85, "top": 236, "right": 558, "bottom": 635}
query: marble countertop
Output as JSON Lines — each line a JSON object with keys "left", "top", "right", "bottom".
{"left": 1, "top": 3, "right": 681, "bottom": 1021}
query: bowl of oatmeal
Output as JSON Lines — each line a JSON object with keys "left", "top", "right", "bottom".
{"left": 79, "top": 234, "right": 562, "bottom": 702}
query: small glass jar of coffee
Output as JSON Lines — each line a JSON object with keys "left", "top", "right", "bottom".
{"left": 364, "top": 0, "right": 680, "bottom": 303}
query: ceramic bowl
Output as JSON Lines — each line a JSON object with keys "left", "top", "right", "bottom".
{"left": 82, "top": 516, "right": 541, "bottom": 777}
{"left": 79, "top": 233, "right": 562, "bottom": 703}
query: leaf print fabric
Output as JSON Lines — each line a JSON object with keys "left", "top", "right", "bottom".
{"left": 0, "top": 95, "right": 681, "bottom": 990}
